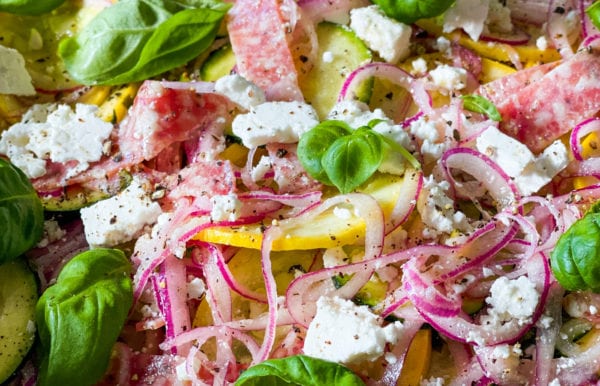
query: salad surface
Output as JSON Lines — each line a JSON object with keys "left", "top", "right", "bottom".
{"left": 2, "top": 0, "right": 600, "bottom": 385}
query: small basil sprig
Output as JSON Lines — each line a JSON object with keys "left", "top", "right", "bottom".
{"left": 551, "top": 201, "right": 600, "bottom": 292}
{"left": 59, "top": 0, "right": 231, "bottom": 85}
{"left": 235, "top": 355, "right": 365, "bottom": 386}
{"left": 460, "top": 94, "right": 502, "bottom": 122}
{"left": 370, "top": 0, "right": 455, "bottom": 24}
{"left": 298, "top": 120, "right": 419, "bottom": 194}
{"left": 0, "top": 158, "right": 43, "bottom": 264}
{"left": 0, "top": 0, "right": 65, "bottom": 15}
{"left": 35, "top": 248, "right": 133, "bottom": 386}
{"left": 586, "top": 1, "right": 600, "bottom": 31}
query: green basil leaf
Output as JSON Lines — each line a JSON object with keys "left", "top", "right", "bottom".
{"left": 0, "top": 0, "right": 65, "bottom": 15}
{"left": 370, "top": 0, "right": 455, "bottom": 24}
{"left": 322, "top": 127, "right": 384, "bottom": 194}
{"left": 587, "top": 1, "right": 600, "bottom": 31}
{"left": 0, "top": 158, "right": 43, "bottom": 264}
{"left": 59, "top": 0, "right": 230, "bottom": 85}
{"left": 460, "top": 94, "right": 502, "bottom": 122}
{"left": 235, "top": 355, "right": 365, "bottom": 386}
{"left": 297, "top": 120, "right": 353, "bottom": 185}
{"left": 35, "top": 248, "right": 133, "bottom": 386}
{"left": 551, "top": 202, "right": 600, "bottom": 292}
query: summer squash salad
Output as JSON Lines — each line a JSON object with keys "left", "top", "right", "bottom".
{"left": 2, "top": 0, "right": 600, "bottom": 384}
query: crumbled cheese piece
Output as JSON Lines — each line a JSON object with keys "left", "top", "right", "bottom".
{"left": 486, "top": 276, "right": 540, "bottom": 322}
{"left": 80, "top": 177, "right": 163, "bottom": 248}
{"left": 322, "top": 247, "right": 350, "bottom": 268}
{"left": 536, "top": 35, "right": 549, "bottom": 50}
{"left": 476, "top": 126, "right": 568, "bottom": 195}
{"left": 443, "top": 0, "right": 490, "bottom": 41}
{"left": 485, "top": 0, "right": 513, "bottom": 34}
{"left": 417, "top": 176, "right": 472, "bottom": 235}
{"left": 0, "top": 103, "right": 113, "bottom": 179}
{"left": 0, "top": 45, "right": 35, "bottom": 95}
{"left": 187, "top": 278, "right": 206, "bottom": 300}
{"left": 232, "top": 101, "right": 319, "bottom": 148}
{"left": 303, "top": 296, "right": 403, "bottom": 365}
{"left": 322, "top": 51, "right": 334, "bottom": 63}
{"left": 214, "top": 74, "right": 266, "bottom": 110}
{"left": 411, "top": 57, "right": 428, "bottom": 74}
{"left": 210, "top": 193, "right": 242, "bottom": 222}
{"left": 251, "top": 155, "right": 272, "bottom": 182}
{"left": 36, "top": 219, "right": 67, "bottom": 248}
{"left": 428, "top": 64, "right": 468, "bottom": 93}
{"left": 514, "top": 140, "right": 569, "bottom": 194}
{"left": 349, "top": 5, "right": 412, "bottom": 63}
{"left": 420, "top": 377, "right": 445, "bottom": 386}
{"left": 476, "top": 125, "right": 533, "bottom": 176}
{"left": 409, "top": 115, "right": 450, "bottom": 164}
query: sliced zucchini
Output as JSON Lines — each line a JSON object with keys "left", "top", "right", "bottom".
{"left": 199, "top": 44, "right": 236, "bottom": 82}
{"left": 300, "top": 22, "right": 372, "bottom": 119}
{"left": 0, "top": 258, "right": 38, "bottom": 383}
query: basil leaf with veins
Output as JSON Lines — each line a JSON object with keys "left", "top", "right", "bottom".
{"left": 0, "top": 158, "right": 43, "bottom": 263}
{"left": 235, "top": 355, "right": 365, "bottom": 386}
{"left": 59, "top": 0, "right": 230, "bottom": 85}
{"left": 551, "top": 201, "right": 600, "bottom": 292}
{"left": 370, "top": 0, "right": 455, "bottom": 24}
{"left": 36, "top": 249, "right": 133, "bottom": 386}
{"left": 0, "top": 0, "right": 65, "bottom": 15}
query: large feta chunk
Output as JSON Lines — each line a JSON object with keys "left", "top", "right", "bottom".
{"left": 443, "top": 0, "right": 490, "bottom": 41}
{"left": 0, "top": 45, "right": 35, "bottom": 95}
{"left": 80, "top": 177, "right": 163, "bottom": 248}
{"left": 303, "top": 296, "right": 403, "bottom": 365}
{"left": 349, "top": 5, "right": 412, "bottom": 63}
{"left": 476, "top": 126, "right": 568, "bottom": 195}
{"left": 214, "top": 74, "right": 266, "bottom": 110}
{"left": 486, "top": 276, "right": 540, "bottom": 322}
{"left": 232, "top": 101, "right": 318, "bottom": 148}
{"left": 514, "top": 140, "right": 569, "bottom": 195}
{"left": 476, "top": 125, "right": 534, "bottom": 176}
{"left": 0, "top": 103, "right": 113, "bottom": 179}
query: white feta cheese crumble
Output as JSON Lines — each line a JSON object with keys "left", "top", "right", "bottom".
{"left": 36, "top": 219, "right": 66, "bottom": 248}
{"left": 428, "top": 64, "right": 468, "bottom": 93}
{"left": 322, "top": 51, "right": 334, "bottom": 63}
{"left": 349, "top": 5, "right": 412, "bottom": 63}
{"left": 417, "top": 176, "right": 472, "bottom": 235}
{"left": 303, "top": 296, "right": 403, "bottom": 365}
{"left": 0, "top": 45, "right": 35, "bottom": 95}
{"left": 536, "top": 35, "right": 549, "bottom": 51}
{"left": 80, "top": 177, "right": 163, "bottom": 248}
{"left": 210, "top": 193, "right": 242, "bottom": 222}
{"left": 485, "top": 0, "right": 513, "bottom": 34}
{"left": 486, "top": 276, "right": 540, "bottom": 322}
{"left": 411, "top": 57, "right": 428, "bottom": 74}
{"left": 476, "top": 126, "right": 568, "bottom": 195}
{"left": 443, "top": 0, "right": 490, "bottom": 41}
{"left": 187, "top": 277, "right": 206, "bottom": 300}
{"left": 251, "top": 155, "right": 272, "bottom": 182}
{"left": 477, "top": 125, "right": 534, "bottom": 176}
{"left": 232, "top": 101, "right": 319, "bottom": 148}
{"left": 322, "top": 247, "right": 350, "bottom": 268}
{"left": 214, "top": 74, "right": 266, "bottom": 110}
{"left": 0, "top": 103, "right": 113, "bottom": 179}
